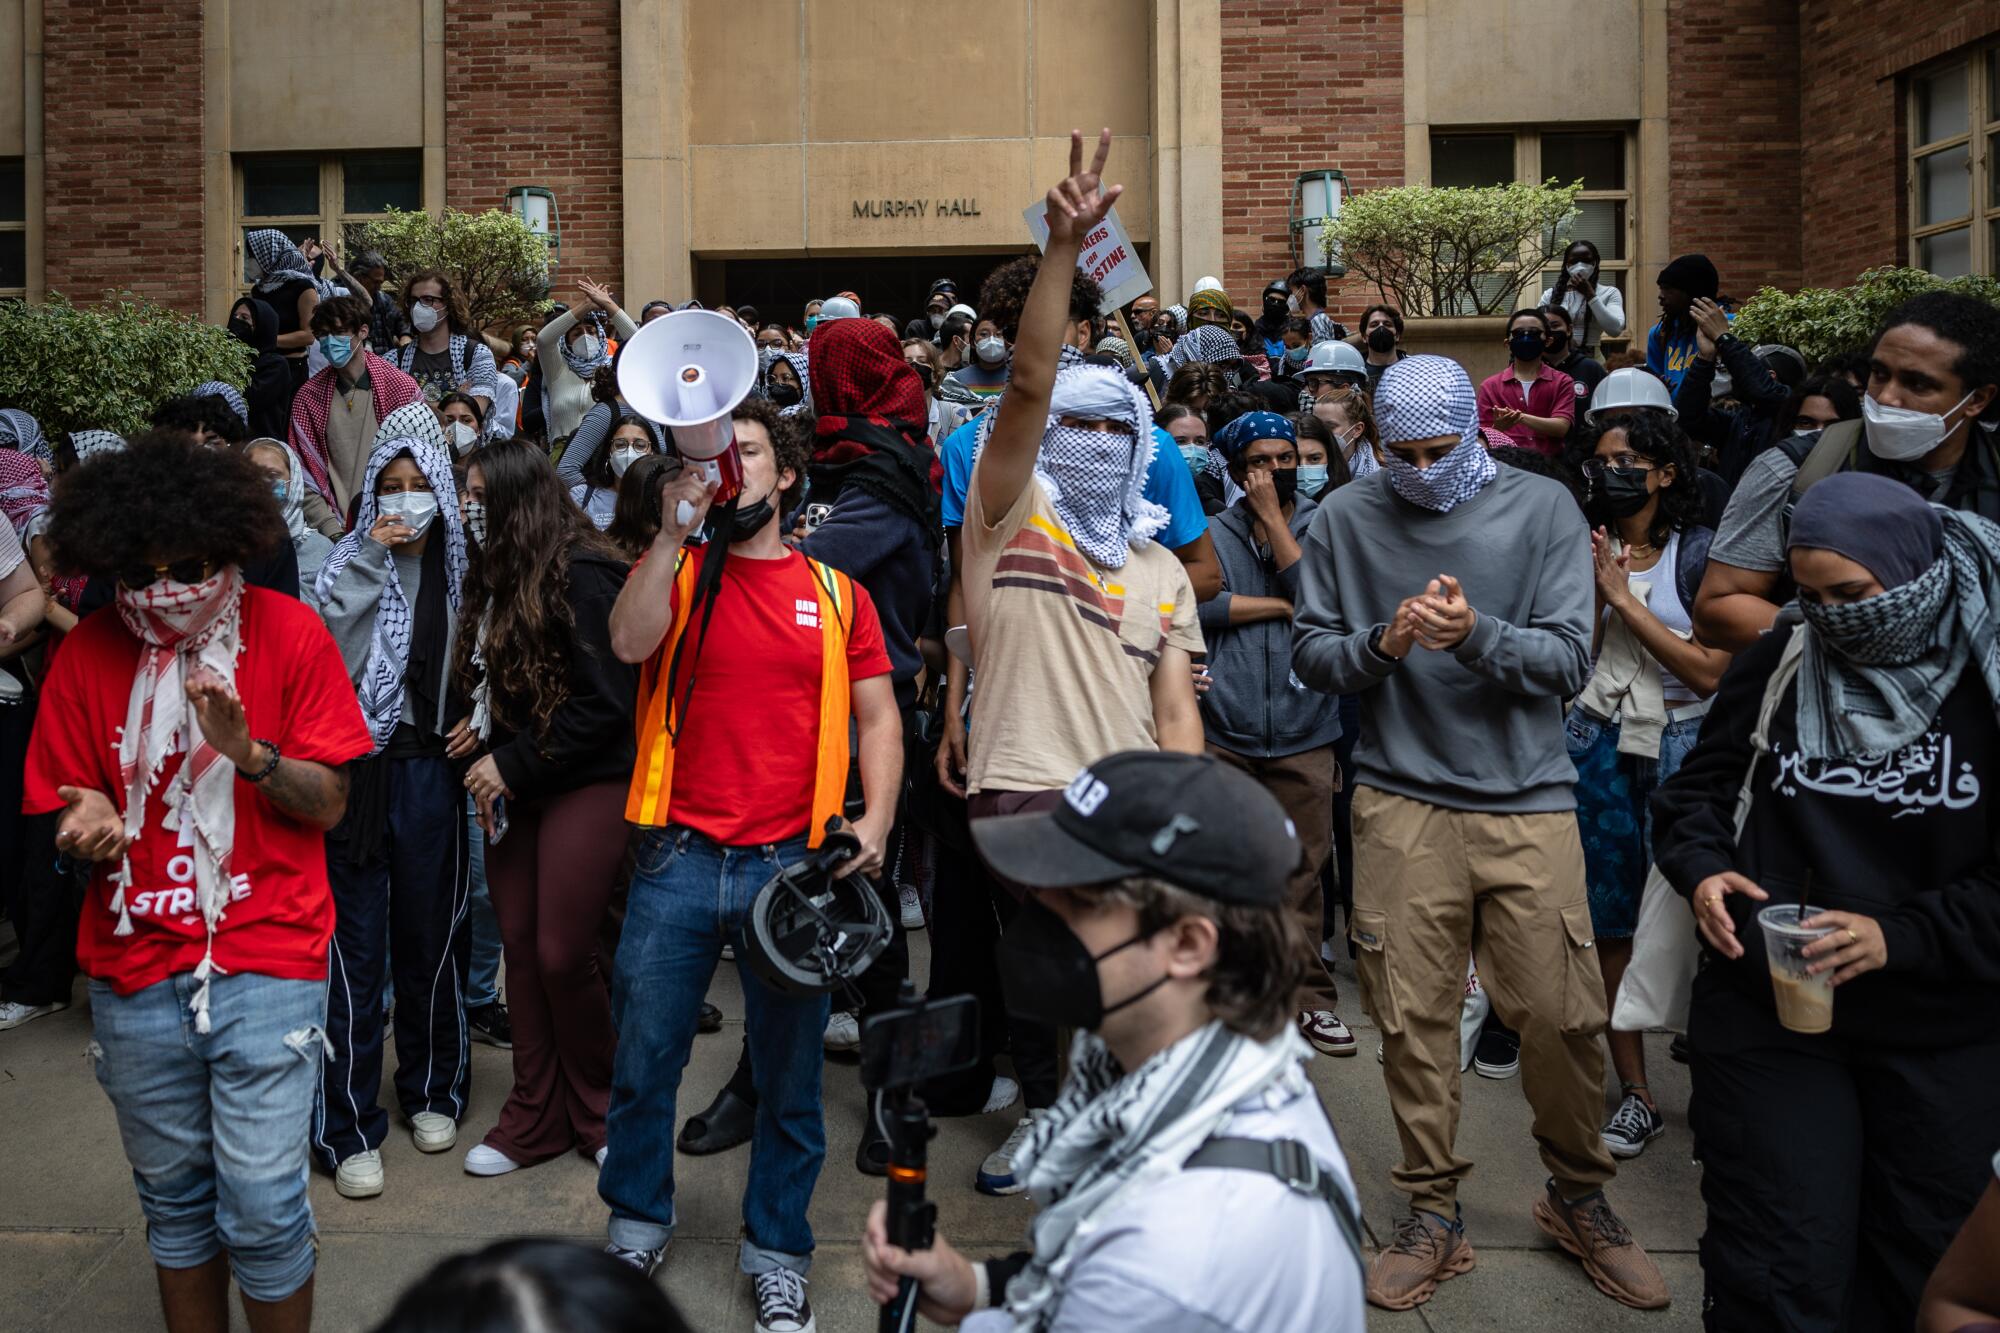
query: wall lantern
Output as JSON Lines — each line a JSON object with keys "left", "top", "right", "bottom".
{"left": 506, "top": 186, "right": 560, "bottom": 263}
{"left": 1290, "top": 170, "right": 1347, "bottom": 276}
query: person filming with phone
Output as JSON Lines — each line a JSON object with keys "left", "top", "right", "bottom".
{"left": 861, "top": 749, "right": 1366, "bottom": 1332}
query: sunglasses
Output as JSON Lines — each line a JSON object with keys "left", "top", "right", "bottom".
{"left": 119, "top": 557, "right": 216, "bottom": 590}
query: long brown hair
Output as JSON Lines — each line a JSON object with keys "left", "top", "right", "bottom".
{"left": 454, "top": 439, "right": 625, "bottom": 739}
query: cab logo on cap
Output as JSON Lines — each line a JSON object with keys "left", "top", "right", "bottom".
{"left": 1064, "top": 770, "right": 1110, "bottom": 817}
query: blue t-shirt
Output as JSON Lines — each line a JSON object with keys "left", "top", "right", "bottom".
{"left": 939, "top": 415, "right": 1208, "bottom": 551}
{"left": 1647, "top": 323, "right": 1700, "bottom": 393}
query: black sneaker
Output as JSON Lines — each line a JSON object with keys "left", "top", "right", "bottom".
{"left": 468, "top": 1002, "right": 512, "bottom": 1049}
{"left": 698, "top": 1001, "right": 724, "bottom": 1034}
{"left": 754, "top": 1267, "right": 815, "bottom": 1333}
{"left": 604, "top": 1240, "right": 667, "bottom": 1277}
{"left": 1600, "top": 1093, "right": 1665, "bottom": 1159}
{"left": 1472, "top": 1027, "right": 1519, "bottom": 1079}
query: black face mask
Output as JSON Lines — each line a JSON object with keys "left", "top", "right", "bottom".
{"left": 705, "top": 481, "right": 783, "bottom": 543}
{"left": 1509, "top": 330, "right": 1547, "bottom": 362}
{"left": 1366, "top": 326, "right": 1397, "bottom": 354}
{"left": 1271, "top": 468, "right": 1299, "bottom": 506}
{"left": 769, "top": 382, "right": 803, "bottom": 408}
{"left": 228, "top": 319, "right": 257, "bottom": 348}
{"left": 908, "top": 362, "right": 935, "bottom": 390}
{"left": 1545, "top": 330, "right": 1570, "bottom": 357}
{"left": 1262, "top": 296, "right": 1288, "bottom": 319}
{"left": 1588, "top": 467, "right": 1654, "bottom": 520}
{"left": 996, "top": 897, "right": 1166, "bottom": 1031}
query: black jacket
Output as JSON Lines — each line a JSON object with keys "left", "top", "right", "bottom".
{"left": 230, "top": 296, "right": 298, "bottom": 441}
{"left": 1652, "top": 625, "right": 2000, "bottom": 1047}
{"left": 1673, "top": 334, "right": 1790, "bottom": 485}
{"left": 486, "top": 550, "right": 638, "bottom": 802}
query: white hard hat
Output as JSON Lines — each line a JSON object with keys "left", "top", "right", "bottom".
{"left": 1302, "top": 340, "right": 1368, "bottom": 380}
{"left": 945, "top": 302, "right": 977, "bottom": 323}
{"left": 1192, "top": 275, "right": 1226, "bottom": 295}
{"left": 819, "top": 296, "right": 861, "bottom": 322}
{"left": 1586, "top": 366, "right": 1678, "bottom": 424}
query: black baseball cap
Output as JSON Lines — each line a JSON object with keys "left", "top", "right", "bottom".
{"left": 970, "top": 751, "right": 1299, "bottom": 907}
{"left": 928, "top": 278, "right": 958, "bottom": 300}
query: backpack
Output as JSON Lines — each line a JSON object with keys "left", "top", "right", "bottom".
{"left": 1674, "top": 524, "right": 1714, "bottom": 614}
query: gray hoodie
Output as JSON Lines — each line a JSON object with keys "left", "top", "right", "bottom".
{"left": 1291, "top": 467, "right": 1592, "bottom": 813}
{"left": 1197, "top": 495, "right": 1342, "bottom": 758}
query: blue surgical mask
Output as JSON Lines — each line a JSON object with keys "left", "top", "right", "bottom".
{"left": 271, "top": 479, "right": 289, "bottom": 502}
{"left": 1296, "top": 463, "right": 1329, "bottom": 498}
{"left": 804, "top": 315, "right": 820, "bottom": 334}
{"left": 1283, "top": 345, "right": 1310, "bottom": 366}
{"left": 318, "top": 334, "right": 355, "bottom": 368}
{"left": 1179, "top": 443, "right": 1210, "bottom": 472}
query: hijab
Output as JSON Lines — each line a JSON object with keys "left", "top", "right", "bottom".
{"left": 1166, "top": 324, "right": 1242, "bottom": 373}
{"left": 808, "top": 317, "right": 936, "bottom": 528}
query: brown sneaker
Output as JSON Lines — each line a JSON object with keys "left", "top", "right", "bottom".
{"left": 1532, "top": 1182, "right": 1670, "bottom": 1309}
{"left": 1366, "top": 1210, "right": 1476, "bottom": 1310}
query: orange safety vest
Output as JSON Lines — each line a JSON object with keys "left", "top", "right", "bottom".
{"left": 624, "top": 549, "right": 854, "bottom": 847}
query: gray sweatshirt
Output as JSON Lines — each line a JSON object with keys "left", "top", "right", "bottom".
{"left": 1291, "top": 468, "right": 1592, "bottom": 813}
{"left": 1197, "top": 496, "right": 1342, "bottom": 758}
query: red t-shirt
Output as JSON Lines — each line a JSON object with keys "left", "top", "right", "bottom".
{"left": 23, "top": 588, "right": 373, "bottom": 995}
{"left": 655, "top": 546, "right": 891, "bottom": 846}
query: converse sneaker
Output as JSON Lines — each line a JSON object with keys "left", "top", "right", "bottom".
{"left": 754, "top": 1267, "right": 816, "bottom": 1333}
{"left": 335, "top": 1149, "right": 384, "bottom": 1199}
{"left": 976, "top": 1110, "right": 1045, "bottom": 1196}
{"left": 898, "top": 883, "right": 926, "bottom": 930}
{"left": 463, "top": 1143, "right": 521, "bottom": 1177}
{"left": 1299, "top": 1010, "right": 1358, "bottom": 1057}
{"left": 822, "top": 1011, "right": 861, "bottom": 1052}
{"left": 468, "top": 1001, "right": 512, "bottom": 1049}
{"left": 1472, "top": 1027, "right": 1520, "bottom": 1079}
{"left": 0, "top": 999, "right": 67, "bottom": 1032}
{"left": 410, "top": 1111, "right": 457, "bottom": 1153}
{"left": 1531, "top": 1181, "right": 1670, "bottom": 1309}
{"left": 1601, "top": 1093, "right": 1666, "bottom": 1159}
{"left": 1366, "top": 1209, "right": 1476, "bottom": 1310}
{"left": 605, "top": 1241, "right": 667, "bottom": 1278}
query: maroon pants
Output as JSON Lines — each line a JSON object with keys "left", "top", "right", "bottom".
{"left": 481, "top": 781, "right": 627, "bottom": 1164}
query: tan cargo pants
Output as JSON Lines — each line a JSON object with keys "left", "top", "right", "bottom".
{"left": 1349, "top": 785, "right": 1616, "bottom": 1218}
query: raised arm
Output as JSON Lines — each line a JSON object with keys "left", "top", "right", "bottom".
{"left": 973, "top": 129, "right": 1123, "bottom": 524}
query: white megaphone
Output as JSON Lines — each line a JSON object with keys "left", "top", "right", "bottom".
{"left": 617, "top": 308, "right": 760, "bottom": 524}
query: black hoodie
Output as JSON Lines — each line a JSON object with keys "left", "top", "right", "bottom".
{"left": 229, "top": 296, "right": 297, "bottom": 440}
{"left": 1652, "top": 624, "right": 2000, "bottom": 1047}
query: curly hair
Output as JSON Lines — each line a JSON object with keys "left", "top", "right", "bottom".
{"left": 1359, "top": 302, "right": 1404, "bottom": 335}
{"left": 730, "top": 395, "right": 811, "bottom": 512}
{"left": 310, "top": 294, "right": 372, "bottom": 337}
{"left": 400, "top": 268, "right": 470, "bottom": 335}
{"left": 149, "top": 394, "right": 247, "bottom": 446}
{"left": 1164, "top": 363, "right": 1227, "bottom": 410}
{"left": 976, "top": 254, "right": 1103, "bottom": 341}
{"left": 1093, "top": 875, "right": 1307, "bottom": 1041}
{"left": 1564, "top": 409, "right": 1703, "bottom": 545}
{"left": 454, "top": 439, "right": 623, "bottom": 740}
{"left": 605, "top": 452, "right": 681, "bottom": 559}
{"left": 46, "top": 430, "right": 285, "bottom": 576}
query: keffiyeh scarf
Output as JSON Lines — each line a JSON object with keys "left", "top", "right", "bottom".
{"left": 808, "top": 319, "right": 937, "bottom": 526}
{"left": 770, "top": 351, "right": 814, "bottom": 417}
{"left": 313, "top": 435, "right": 466, "bottom": 751}
{"left": 193, "top": 381, "right": 249, "bottom": 428}
{"left": 247, "top": 229, "right": 337, "bottom": 299}
{"left": 1000, "top": 1023, "right": 1314, "bottom": 1331}
{"left": 544, "top": 327, "right": 613, "bottom": 434}
{"left": 1791, "top": 508, "right": 2000, "bottom": 760}
{"left": 110, "top": 566, "right": 246, "bottom": 1033}
{"left": 0, "top": 408, "right": 50, "bottom": 466}
{"left": 0, "top": 449, "right": 49, "bottom": 538}
{"left": 1375, "top": 355, "right": 1496, "bottom": 513}
{"left": 1166, "top": 324, "right": 1242, "bottom": 373}
{"left": 288, "top": 353, "right": 426, "bottom": 504}
{"left": 70, "top": 429, "right": 127, "bottom": 461}
{"left": 1033, "top": 366, "right": 1167, "bottom": 571}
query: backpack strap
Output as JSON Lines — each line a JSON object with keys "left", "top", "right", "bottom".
{"left": 1183, "top": 1137, "right": 1365, "bottom": 1280}
{"left": 1675, "top": 525, "right": 1715, "bottom": 613}
{"left": 1788, "top": 418, "right": 1864, "bottom": 501}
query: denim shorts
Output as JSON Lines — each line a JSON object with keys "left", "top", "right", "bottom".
{"left": 1565, "top": 706, "right": 1706, "bottom": 939}
{"left": 88, "top": 970, "right": 326, "bottom": 1302}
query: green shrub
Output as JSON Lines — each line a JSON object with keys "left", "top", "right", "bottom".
{"left": 0, "top": 294, "right": 253, "bottom": 437}
{"left": 1324, "top": 180, "right": 1585, "bottom": 317}
{"left": 1731, "top": 266, "right": 2000, "bottom": 364}
{"left": 348, "top": 207, "right": 552, "bottom": 336}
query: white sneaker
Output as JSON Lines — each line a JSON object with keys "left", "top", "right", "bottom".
{"left": 822, "top": 1011, "right": 861, "bottom": 1052}
{"left": 976, "top": 1110, "right": 1045, "bottom": 1196}
{"left": 410, "top": 1111, "right": 457, "bottom": 1153}
{"left": 0, "top": 1000, "right": 67, "bottom": 1031}
{"left": 720, "top": 943, "right": 735, "bottom": 962}
{"left": 898, "top": 883, "right": 926, "bottom": 930}
{"left": 463, "top": 1143, "right": 521, "bottom": 1177}
{"left": 595, "top": 1145, "right": 608, "bottom": 1169}
{"left": 335, "top": 1149, "right": 384, "bottom": 1198}
{"left": 982, "top": 1075, "right": 1021, "bottom": 1115}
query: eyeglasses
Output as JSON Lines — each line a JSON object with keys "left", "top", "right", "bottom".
{"left": 118, "top": 557, "right": 216, "bottom": 590}
{"left": 413, "top": 294, "right": 447, "bottom": 308}
{"left": 1579, "top": 456, "right": 1655, "bottom": 481}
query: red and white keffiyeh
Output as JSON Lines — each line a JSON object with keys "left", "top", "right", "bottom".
{"left": 112, "top": 565, "right": 246, "bottom": 1032}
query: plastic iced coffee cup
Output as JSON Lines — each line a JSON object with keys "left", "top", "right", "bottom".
{"left": 1758, "top": 904, "right": 1836, "bottom": 1034}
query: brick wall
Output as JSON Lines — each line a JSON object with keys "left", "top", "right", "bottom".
{"left": 1218, "top": 0, "right": 1404, "bottom": 321}
{"left": 444, "top": 1, "right": 625, "bottom": 301}
{"left": 1797, "top": 1, "right": 2000, "bottom": 287}
{"left": 1666, "top": 0, "right": 1803, "bottom": 299}
{"left": 42, "top": 0, "right": 208, "bottom": 311}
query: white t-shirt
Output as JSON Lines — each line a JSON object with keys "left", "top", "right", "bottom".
{"left": 1598, "top": 529, "right": 1698, "bottom": 706}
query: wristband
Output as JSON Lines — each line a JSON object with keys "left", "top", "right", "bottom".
{"left": 240, "top": 739, "right": 282, "bottom": 784}
{"left": 974, "top": 1261, "right": 994, "bottom": 1310}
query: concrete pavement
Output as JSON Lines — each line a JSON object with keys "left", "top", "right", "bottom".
{"left": 0, "top": 932, "right": 1705, "bottom": 1331}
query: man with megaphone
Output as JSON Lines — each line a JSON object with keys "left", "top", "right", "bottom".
{"left": 598, "top": 384, "right": 904, "bottom": 1333}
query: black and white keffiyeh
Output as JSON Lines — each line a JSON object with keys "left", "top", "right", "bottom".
{"left": 1000, "top": 1023, "right": 1314, "bottom": 1331}
{"left": 1374, "top": 355, "right": 1495, "bottom": 513}
{"left": 192, "top": 381, "right": 249, "bottom": 428}
{"left": 0, "top": 409, "right": 50, "bottom": 466}
{"left": 70, "top": 429, "right": 128, "bottom": 461}
{"left": 1165, "top": 324, "right": 1241, "bottom": 372}
{"left": 247, "top": 229, "right": 337, "bottom": 298}
{"left": 313, "top": 434, "right": 466, "bottom": 752}
{"left": 1033, "top": 365, "right": 1166, "bottom": 570}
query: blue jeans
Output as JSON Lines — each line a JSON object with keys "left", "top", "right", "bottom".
{"left": 88, "top": 972, "right": 325, "bottom": 1302}
{"left": 465, "top": 796, "right": 502, "bottom": 1010}
{"left": 600, "top": 826, "right": 829, "bottom": 1275}
{"left": 1565, "top": 705, "right": 1706, "bottom": 938}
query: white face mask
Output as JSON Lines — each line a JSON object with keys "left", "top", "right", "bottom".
{"left": 447, "top": 419, "right": 479, "bottom": 454}
{"left": 929, "top": 310, "right": 946, "bottom": 330}
{"left": 610, "top": 443, "right": 646, "bottom": 477}
{"left": 461, "top": 498, "right": 487, "bottom": 546}
{"left": 1862, "top": 388, "right": 1977, "bottom": 462}
{"left": 1567, "top": 261, "right": 1593, "bottom": 282}
{"left": 410, "top": 302, "right": 443, "bottom": 333}
{"left": 378, "top": 490, "right": 439, "bottom": 536}
{"left": 975, "top": 336, "right": 1007, "bottom": 365}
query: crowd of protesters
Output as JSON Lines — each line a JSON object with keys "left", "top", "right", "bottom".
{"left": 2, "top": 128, "right": 1999, "bottom": 1333}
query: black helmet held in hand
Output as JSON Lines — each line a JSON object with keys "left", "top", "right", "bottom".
{"left": 738, "top": 819, "right": 892, "bottom": 997}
